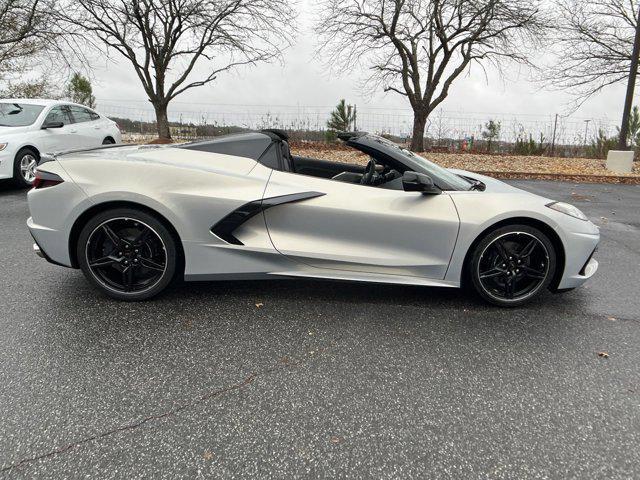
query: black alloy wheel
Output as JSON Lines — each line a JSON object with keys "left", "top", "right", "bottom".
{"left": 470, "top": 225, "right": 556, "bottom": 307}
{"left": 77, "top": 208, "right": 178, "bottom": 300}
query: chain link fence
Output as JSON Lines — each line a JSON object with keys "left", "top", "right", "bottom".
{"left": 96, "top": 98, "right": 617, "bottom": 156}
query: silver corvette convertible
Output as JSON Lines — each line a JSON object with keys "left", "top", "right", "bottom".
{"left": 27, "top": 130, "right": 599, "bottom": 306}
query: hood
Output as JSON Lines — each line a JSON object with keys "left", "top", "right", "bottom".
{"left": 448, "top": 168, "right": 556, "bottom": 203}
{"left": 448, "top": 168, "right": 528, "bottom": 193}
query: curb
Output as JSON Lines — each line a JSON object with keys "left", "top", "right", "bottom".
{"left": 472, "top": 171, "right": 640, "bottom": 185}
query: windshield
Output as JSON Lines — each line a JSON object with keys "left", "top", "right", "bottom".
{"left": 0, "top": 103, "right": 45, "bottom": 127}
{"left": 365, "top": 135, "right": 472, "bottom": 190}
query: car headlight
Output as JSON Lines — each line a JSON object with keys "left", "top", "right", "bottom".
{"left": 0, "top": 143, "right": 7, "bottom": 151}
{"left": 546, "top": 201, "right": 588, "bottom": 221}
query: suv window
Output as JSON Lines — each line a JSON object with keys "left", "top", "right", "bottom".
{"left": 69, "top": 105, "right": 99, "bottom": 123}
{"left": 44, "top": 106, "right": 73, "bottom": 126}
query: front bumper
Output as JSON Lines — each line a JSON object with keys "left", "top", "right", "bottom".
{"left": 0, "top": 149, "right": 15, "bottom": 180}
{"left": 556, "top": 229, "right": 600, "bottom": 290}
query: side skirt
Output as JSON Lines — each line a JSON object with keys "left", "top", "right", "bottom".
{"left": 185, "top": 269, "right": 460, "bottom": 288}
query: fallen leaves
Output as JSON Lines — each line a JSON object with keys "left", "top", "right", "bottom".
{"left": 597, "top": 351, "right": 609, "bottom": 359}
{"left": 255, "top": 302, "right": 264, "bottom": 308}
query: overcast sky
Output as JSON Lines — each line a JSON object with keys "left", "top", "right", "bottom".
{"left": 88, "top": 0, "right": 626, "bottom": 138}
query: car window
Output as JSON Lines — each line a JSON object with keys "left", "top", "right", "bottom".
{"left": 0, "top": 103, "right": 45, "bottom": 127}
{"left": 44, "top": 106, "right": 73, "bottom": 126}
{"left": 257, "top": 144, "right": 281, "bottom": 169}
{"left": 69, "top": 105, "right": 99, "bottom": 123}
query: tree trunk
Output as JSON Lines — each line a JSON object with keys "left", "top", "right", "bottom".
{"left": 618, "top": 4, "right": 640, "bottom": 150}
{"left": 410, "top": 112, "right": 427, "bottom": 152}
{"left": 154, "top": 102, "right": 171, "bottom": 141}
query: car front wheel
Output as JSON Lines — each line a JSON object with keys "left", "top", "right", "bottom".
{"left": 13, "top": 148, "right": 39, "bottom": 188}
{"left": 77, "top": 208, "right": 178, "bottom": 301}
{"left": 469, "top": 225, "right": 557, "bottom": 307}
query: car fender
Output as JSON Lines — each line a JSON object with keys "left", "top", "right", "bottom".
{"left": 80, "top": 190, "right": 188, "bottom": 242}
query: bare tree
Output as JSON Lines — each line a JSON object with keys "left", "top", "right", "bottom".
{"left": 0, "top": 0, "right": 48, "bottom": 74}
{"left": 545, "top": 0, "right": 640, "bottom": 149}
{"left": 317, "top": 0, "right": 546, "bottom": 151}
{"left": 546, "top": 0, "right": 638, "bottom": 104}
{"left": 0, "top": 0, "right": 87, "bottom": 95}
{"left": 63, "top": 0, "right": 294, "bottom": 140}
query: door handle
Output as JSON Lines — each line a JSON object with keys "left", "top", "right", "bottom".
{"left": 94, "top": 126, "right": 101, "bottom": 129}
{"left": 70, "top": 129, "right": 78, "bottom": 133}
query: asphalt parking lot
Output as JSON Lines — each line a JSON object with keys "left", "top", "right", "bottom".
{"left": 0, "top": 179, "right": 639, "bottom": 479}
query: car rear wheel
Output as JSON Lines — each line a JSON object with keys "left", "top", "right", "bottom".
{"left": 77, "top": 208, "right": 177, "bottom": 301}
{"left": 469, "top": 225, "right": 556, "bottom": 307}
{"left": 13, "top": 148, "right": 39, "bottom": 188}
{"left": 102, "top": 137, "right": 115, "bottom": 145}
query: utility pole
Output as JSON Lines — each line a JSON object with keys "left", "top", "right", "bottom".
{"left": 583, "top": 119, "right": 591, "bottom": 146}
{"left": 353, "top": 104, "right": 357, "bottom": 131}
{"left": 550, "top": 113, "right": 558, "bottom": 156}
{"left": 618, "top": 3, "right": 640, "bottom": 150}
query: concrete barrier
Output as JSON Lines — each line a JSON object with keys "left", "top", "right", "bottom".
{"left": 606, "top": 150, "right": 634, "bottom": 174}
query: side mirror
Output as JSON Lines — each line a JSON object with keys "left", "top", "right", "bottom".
{"left": 41, "top": 121, "right": 64, "bottom": 129}
{"left": 402, "top": 171, "right": 441, "bottom": 194}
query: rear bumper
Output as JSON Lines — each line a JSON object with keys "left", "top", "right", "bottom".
{"left": 33, "top": 243, "right": 44, "bottom": 258}
{"left": 31, "top": 241, "right": 69, "bottom": 268}
{"left": 27, "top": 216, "right": 73, "bottom": 267}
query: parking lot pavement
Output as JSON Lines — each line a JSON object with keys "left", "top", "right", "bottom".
{"left": 0, "top": 179, "right": 638, "bottom": 479}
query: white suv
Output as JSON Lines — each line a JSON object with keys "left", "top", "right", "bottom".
{"left": 0, "top": 99, "right": 122, "bottom": 187}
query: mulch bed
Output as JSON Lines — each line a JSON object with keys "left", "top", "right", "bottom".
{"left": 291, "top": 143, "right": 640, "bottom": 185}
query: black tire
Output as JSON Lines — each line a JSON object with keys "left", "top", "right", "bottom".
{"left": 12, "top": 147, "right": 39, "bottom": 188}
{"left": 469, "top": 224, "right": 557, "bottom": 307}
{"left": 102, "top": 137, "right": 115, "bottom": 145}
{"left": 76, "top": 208, "right": 178, "bottom": 301}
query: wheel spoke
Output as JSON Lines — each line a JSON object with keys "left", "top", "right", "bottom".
{"left": 89, "top": 255, "right": 119, "bottom": 268}
{"left": 133, "top": 227, "right": 151, "bottom": 246}
{"left": 505, "top": 276, "right": 517, "bottom": 298}
{"left": 102, "top": 225, "right": 122, "bottom": 246}
{"left": 139, "top": 257, "right": 165, "bottom": 272}
{"left": 122, "top": 266, "right": 134, "bottom": 291}
{"left": 522, "top": 265, "right": 546, "bottom": 279}
{"left": 480, "top": 267, "right": 505, "bottom": 279}
{"left": 493, "top": 240, "right": 511, "bottom": 261}
{"left": 518, "top": 239, "right": 537, "bottom": 259}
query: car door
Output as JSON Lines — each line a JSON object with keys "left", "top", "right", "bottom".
{"left": 262, "top": 170, "right": 460, "bottom": 279}
{"left": 68, "top": 105, "right": 103, "bottom": 147}
{"left": 39, "top": 105, "right": 76, "bottom": 152}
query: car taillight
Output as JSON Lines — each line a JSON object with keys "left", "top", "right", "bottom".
{"left": 33, "top": 169, "right": 64, "bottom": 189}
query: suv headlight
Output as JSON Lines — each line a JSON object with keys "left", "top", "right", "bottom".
{"left": 546, "top": 201, "right": 588, "bottom": 221}
{"left": 0, "top": 143, "right": 7, "bottom": 151}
